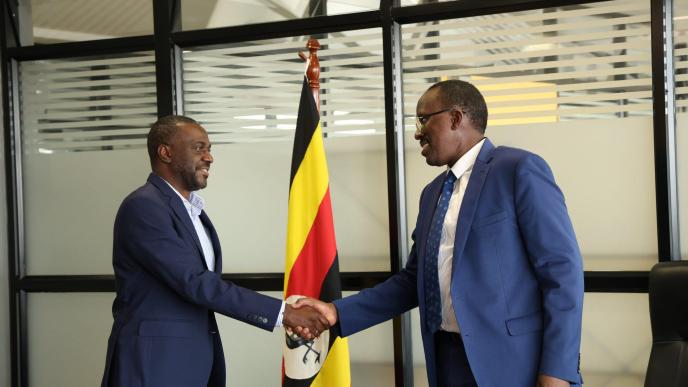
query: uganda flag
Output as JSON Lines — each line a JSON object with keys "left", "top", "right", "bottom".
{"left": 282, "top": 77, "right": 351, "bottom": 386}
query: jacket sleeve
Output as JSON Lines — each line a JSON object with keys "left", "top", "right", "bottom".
{"left": 514, "top": 153, "right": 584, "bottom": 383}
{"left": 115, "top": 195, "right": 282, "bottom": 331}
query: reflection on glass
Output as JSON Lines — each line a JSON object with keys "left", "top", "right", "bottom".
{"left": 19, "top": 53, "right": 157, "bottom": 275}
{"left": 182, "top": 0, "right": 379, "bottom": 30}
{"left": 30, "top": 0, "right": 153, "bottom": 44}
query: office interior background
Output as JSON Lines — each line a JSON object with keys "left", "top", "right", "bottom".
{"left": 1, "top": 0, "right": 686, "bottom": 385}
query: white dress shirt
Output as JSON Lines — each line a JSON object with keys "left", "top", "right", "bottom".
{"left": 438, "top": 138, "right": 485, "bottom": 333}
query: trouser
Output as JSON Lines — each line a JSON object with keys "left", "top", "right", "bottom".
{"left": 434, "top": 330, "right": 478, "bottom": 387}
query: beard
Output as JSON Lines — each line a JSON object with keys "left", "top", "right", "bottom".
{"left": 172, "top": 161, "right": 207, "bottom": 192}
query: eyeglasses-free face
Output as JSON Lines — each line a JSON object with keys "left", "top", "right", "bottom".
{"left": 415, "top": 107, "right": 455, "bottom": 135}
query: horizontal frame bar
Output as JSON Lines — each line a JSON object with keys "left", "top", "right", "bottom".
{"left": 172, "top": 11, "right": 381, "bottom": 48}
{"left": 391, "top": 0, "right": 609, "bottom": 24}
{"left": 6, "top": 35, "right": 155, "bottom": 61}
{"left": 17, "top": 272, "right": 393, "bottom": 293}
{"left": 584, "top": 271, "right": 649, "bottom": 293}
{"left": 19, "top": 271, "right": 648, "bottom": 293}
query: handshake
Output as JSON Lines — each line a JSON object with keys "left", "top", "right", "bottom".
{"left": 282, "top": 297, "right": 338, "bottom": 340}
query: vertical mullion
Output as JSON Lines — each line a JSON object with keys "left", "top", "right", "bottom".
{"left": 382, "top": 0, "right": 413, "bottom": 386}
{"left": 2, "top": 2, "right": 27, "bottom": 385}
{"left": 153, "top": 0, "right": 181, "bottom": 117}
{"left": 650, "top": 0, "right": 676, "bottom": 261}
{"left": 663, "top": 0, "right": 680, "bottom": 260}
{"left": 9, "top": 54, "right": 27, "bottom": 387}
{"left": 2, "top": 10, "right": 26, "bottom": 386}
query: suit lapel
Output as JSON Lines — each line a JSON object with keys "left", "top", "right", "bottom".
{"left": 452, "top": 139, "right": 494, "bottom": 271}
{"left": 148, "top": 174, "right": 207, "bottom": 269}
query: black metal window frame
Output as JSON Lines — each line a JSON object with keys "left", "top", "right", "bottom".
{"left": 0, "top": 0, "right": 678, "bottom": 386}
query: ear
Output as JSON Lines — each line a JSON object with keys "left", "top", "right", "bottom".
{"left": 158, "top": 144, "right": 172, "bottom": 164}
{"left": 450, "top": 109, "right": 463, "bottom": 130}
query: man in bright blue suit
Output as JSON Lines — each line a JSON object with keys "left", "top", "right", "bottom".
{"left": 101, "top": 115, "right": 329, "bottom": 387}
{"left": 295, "top": 80, "right": 584, "bottom": 386}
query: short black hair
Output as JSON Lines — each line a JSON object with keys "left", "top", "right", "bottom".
{"left": 427, "top": 80, "right": 488, "bottom": 133}
{"left": 147, "top": 115, "right": 198, "bottom": 162}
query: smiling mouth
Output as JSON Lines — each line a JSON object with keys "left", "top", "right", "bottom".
{"left": 199, "top": 166, "right": 210, "bottom": 177}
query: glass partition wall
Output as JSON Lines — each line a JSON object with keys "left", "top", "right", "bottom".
{"left": 1, "top": 0, "right": 681, "bottom": 386}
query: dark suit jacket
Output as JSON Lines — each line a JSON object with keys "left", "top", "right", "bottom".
{"left": 334, "top": 139, "right": 584, "bottom": 387}
{"left": 101, "top": 173, "right": 282, "bottom": 387}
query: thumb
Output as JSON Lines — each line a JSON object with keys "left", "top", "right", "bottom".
{"left": 292, "top": 296, "right": 315, "bottom": 309}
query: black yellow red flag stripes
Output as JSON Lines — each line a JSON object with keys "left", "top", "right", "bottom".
{"left": 282, "top": 77, "right": 351, "bottom": 387}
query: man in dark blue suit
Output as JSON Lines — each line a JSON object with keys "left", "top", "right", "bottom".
{"left": 295, "top": 80, "right": 584, "bottom": 387}
{"left": 101, "top": 115, "right": 329, "bottom": 387}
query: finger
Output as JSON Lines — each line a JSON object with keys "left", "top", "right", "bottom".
{"left": 313, "top": 318, "right": 327, "bottom": 333}
{"left": 293, "top": 298, "right": 314, "bottom": 309}
{"left": 317, "top": 313, "right": 331, "bottom": 328}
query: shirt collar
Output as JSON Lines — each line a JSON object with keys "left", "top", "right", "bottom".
{"left": 448, "top": 138, "right": 486, "bottom": 179}
{"left": 161, "top": 177, "right": 205, "bottom": 217}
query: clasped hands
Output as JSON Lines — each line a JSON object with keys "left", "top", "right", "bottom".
{"left": 281, "top": 297, "right": 338, "bottom": 340}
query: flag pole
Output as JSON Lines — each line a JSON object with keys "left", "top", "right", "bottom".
{"left": 298, "top": 38, "right": 321, "bottom": 112}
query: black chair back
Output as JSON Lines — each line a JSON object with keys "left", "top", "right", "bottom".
{"left": 645, "top": 261, "right": 688, "bottom": 387}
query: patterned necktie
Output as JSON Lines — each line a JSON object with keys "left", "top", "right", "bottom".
{"left": 424, "top": 170, "right": 457, "bottom": 333}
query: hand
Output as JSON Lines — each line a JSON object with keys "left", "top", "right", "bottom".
{"left": 282, "top": 304, "right": 330, "bottom": 340}
{"left": 536, "top": 374, "right": 570, "bottom": 387}
{"left": 291, "top": 297, "right": 338, "bottom": 326}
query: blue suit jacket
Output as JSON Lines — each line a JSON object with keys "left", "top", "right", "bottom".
{"left": 334, "top": 139, "right": 584, "bottom": 387}
{"left": 102, "top": 173, "right": 282, "bottom": 387}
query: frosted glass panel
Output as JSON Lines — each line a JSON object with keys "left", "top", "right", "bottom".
{"left": 184, "top": 31, "right": 389, "bottom": 273}
{"left": 403, "top": 117, "right": 657, "bottom": 270}
{"left": 28, "top": 293, "right": 115, "bottom": 387}
{"left": 183, "top": 30, "right": 385, "bottom": 142}
{"left": 201, "top": 136, "right": 389, "bottom": 273}
{"left": 19, "top": 52, "right": 157, "bottom": 275}
{"left": 401, "top": 0, "right": 657, "bottom": 270}
{"left": 23, "top": 149, "right": 149, "bottom": 274}
{"left": 410, "top": 293, "right": 650, "bottom": 386}
{"left": 22, "top": 139, "right": 389, "bottom": 275}
{"left": 678, "top": 113, "right": 687, "bottom": 260}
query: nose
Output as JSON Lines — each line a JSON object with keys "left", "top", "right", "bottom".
{"left": 414, "top": 129, "right": 423, "bottom": 141}
{"left": 203, "top": 150, "right": 213, "bottom": 163}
